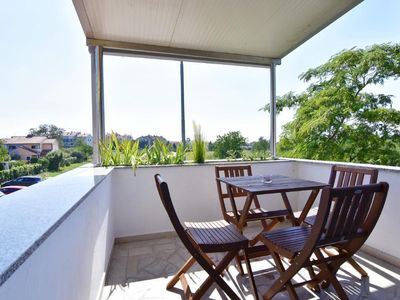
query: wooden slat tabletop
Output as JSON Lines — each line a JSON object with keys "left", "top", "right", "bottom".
{"left": 217, "top": 175, "right": 328, "bottom": 194}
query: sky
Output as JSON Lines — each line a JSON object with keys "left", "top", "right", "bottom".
{"left": 0, "top": 0, "right": 399, "bottom": 142}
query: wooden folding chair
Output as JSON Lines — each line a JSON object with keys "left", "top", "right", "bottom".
{"left": 154, "top": 174, "right": 259, "bottom": 300}
{"left": 297, "top": 165, "right": 379, "bottom": 280}
{"left": 260, "top": 182, "right": 389, "bottom": 300}
{"left": 215, "top": 165, "right": 286, "bottom": 231}
{"left": 298, "top": 164, "right": 379, "bottom": 225}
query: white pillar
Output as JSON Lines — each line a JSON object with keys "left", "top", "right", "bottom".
{"left": 180, "top": 61, "right": 186, "bottom": 145}
{"left": 90, "top": 46, "right": 105, "bottom": 165}
{"left": 270, "top": 63, "right": 277, "bottom": 159}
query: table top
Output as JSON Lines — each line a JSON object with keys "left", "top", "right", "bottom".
{"left": 217, "top": 175, "right": 328, "bottom": 194}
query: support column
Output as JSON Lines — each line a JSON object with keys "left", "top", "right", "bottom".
{"left": 90, "top": 45, "right": 105, "bottom": 165}
{"left": 180, "top": 61, "right": 186, "bottom": 145}
{"left": 270, "top": 63, "right": 277, "bottom": 159}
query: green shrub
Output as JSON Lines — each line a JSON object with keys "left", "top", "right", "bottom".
{"left": 71, "top": 150, "right": 86, "bottom": 163}
{"left": 9, "top": 160, "right": 26, "bottom": 168}
{"left": 0, "top": 163, "right": 42, "bottom": 184}
{"left": 30, "top": 157, "right": 39, "bottom": 163}
{"left": 47, "top": 151, "right": 64, "bottom": 171}
{"left": 38, "top": 158, "right": 49, "bottom": 170}
{"left": 64, "top": 157, "right": 77, "bottom": 166}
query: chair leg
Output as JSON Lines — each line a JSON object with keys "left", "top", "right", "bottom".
{"left": 235, "top": 254, "right": 245, "bottom": 275}
{"left": 306, "top": 266, "right": 320, "bottom": 293}
{"left": 347, "top": 256, "right": 368, "bottom": 277}
{"left": 167, "top": 256, "right": 196, "bottom": 289}
{"left": 264, "top": 251, "right": 299, "bottom": 300}
{"left": 193, "top": 251, "right": 241, "bottom": 300}
{"left": 324, "top": 248, "right": 369, "bottom": 278}
{"left": 314, "top": 249, "right": 349, "bottom": 300}
{"left": 243, "top": 249, "right": 259, "bottom": 300}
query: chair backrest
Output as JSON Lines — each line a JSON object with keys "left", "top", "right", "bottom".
{"left": 312, "top": 182, "right": 389, "bottom": 249}
{"left": 328, "top": 165, "right": 378, "bottom": 188}
{"left": 154, "top": 174, "right": 197, "bottom": 252}
{"left": 215, "top": 165, "right": 253, "bottom": 211}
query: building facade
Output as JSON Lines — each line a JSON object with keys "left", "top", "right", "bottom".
{"left": 3, "top": 136, "right": 59, "bottom": 161}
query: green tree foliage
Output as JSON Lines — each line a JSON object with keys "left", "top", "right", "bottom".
{"left": 262, "top": 44, "right": 400, "bottom": 166}
{"left": 214, "top": 131, "right": 247, "bottom": 159}
{"left": 192, "top": 122, "right": 206, "bottom": 163}
{"left": 75, "top": 138, "right": 93, "bottom": 156}
{"left": 0, "top": 143, "right": 10, "bottom": 162}
{"left": 252, "top": 137, "right": 270, "bottom": 152}
{"left": 29, "top": 124, "right": 65, "bottom": 147}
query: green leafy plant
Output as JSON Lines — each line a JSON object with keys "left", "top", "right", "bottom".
{"left": 143, "top": 139, "right": 187, "bottom": 165}
{"left": 100, "top": 133, "right": 187, "bottom": 167}
{"left": 192, "top": 122, "right": 206, "bottom": 163}
{"left": 99, "top": 132, "right": 141, "bottom": 168}
{"left": 173, "top": 143, "right": 187, "bottom": 164}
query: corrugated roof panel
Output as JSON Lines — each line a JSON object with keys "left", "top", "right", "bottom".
{"left": 83, "top": 0, "right": 182, "bottom": 46}
{"left": 73, "top": 0, "right": 362, "bottom": 61}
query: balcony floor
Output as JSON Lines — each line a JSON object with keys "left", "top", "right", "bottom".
{"left": 103, "top": 227, "right": 400, "bottom": 300}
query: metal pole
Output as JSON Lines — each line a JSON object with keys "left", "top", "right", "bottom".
{"left": 270, "top": 63, "right": 277, "bottom": 159}
{"left": 180, "top": 61, "right": 186, "bottom": 145}
{"left": 90, "top": 45, "right": 105, "bottom": 165}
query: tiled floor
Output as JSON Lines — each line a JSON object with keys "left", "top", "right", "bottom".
{"left": 102, "top": 227, "right": 400, "bottom": 300}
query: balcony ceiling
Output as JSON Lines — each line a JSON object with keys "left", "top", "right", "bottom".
{"left": 73, "top": 0, "right": 362, "bottom": 65}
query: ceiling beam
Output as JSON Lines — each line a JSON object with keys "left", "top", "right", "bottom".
{"left": 87, "top": 38, "right": 281, "bottom": 68}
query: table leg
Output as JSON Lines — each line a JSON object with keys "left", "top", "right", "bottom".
{"left": 280, "top": 192, "right": 297, "bottom": 226}
{"left": 227, "top": 185, "right": 240, "bottom": 223}
{"left": 297, "top": 189, "right": 320, "bottom": 224}
{"left": 237, "top": 193, "right": 254, "bottom": 232}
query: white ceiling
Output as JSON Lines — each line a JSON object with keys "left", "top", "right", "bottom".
{"left": 73, "top": 0, "right": 362, "bottom": 64}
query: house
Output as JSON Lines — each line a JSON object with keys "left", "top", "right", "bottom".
{"left": 3, "top": 136, "right": 59, "bottom": 161}
{"left": 63, "top": 132, "right": 93, "bottom": 148}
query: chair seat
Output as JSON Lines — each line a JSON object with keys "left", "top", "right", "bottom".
{"left": 227, "top": 208, "right": 289, "bottom": 221}
{"left": 185, "top": 220, "right": 248, "bottom": 253}
{"left": 262, "top": 226, "right": 312, "bottom": 258}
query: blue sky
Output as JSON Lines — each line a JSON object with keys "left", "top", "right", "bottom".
{"left": 0, "top": 0, "right": 399, "bottom": 142}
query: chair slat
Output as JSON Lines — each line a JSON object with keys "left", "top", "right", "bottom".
{"left": 336, "top": 171, "right": 345, "bottom": 187}
{"left": 343, "top": 172, "right": 351, "bottom": 187}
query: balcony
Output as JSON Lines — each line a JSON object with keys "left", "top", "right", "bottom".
{"left": 1, "top": 159, "right": 399, "bottom": 299}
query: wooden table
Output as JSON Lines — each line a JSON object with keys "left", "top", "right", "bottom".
{"left": 217, "top": 175, "right": 328, "bottom": 256}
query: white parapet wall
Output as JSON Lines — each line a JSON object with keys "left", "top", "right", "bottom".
{"left": 0, "top": 167, "right": 114, "bottom": 300}
{"left": 110, "top": 160, "right": 296, "bottom": 238}
{"left": 111, "top": 158, "right": 400, "bottom": 266}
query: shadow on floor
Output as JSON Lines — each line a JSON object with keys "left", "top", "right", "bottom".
{"left": 103, "top": 235, "right": 400, "bottom": 300}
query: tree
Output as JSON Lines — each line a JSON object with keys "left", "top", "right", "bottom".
{"left": 0, "top": 142, "right": 10, "bottom": 162}
{"left": 75, "top": 138, "right": 93, "bottom": 158}
{"left": 213, "top": 131, "right": 247, "bottom": 159}
{"left": 252, "top": 137, "right": 270, "bottom": 152}
{"left": 29, "top": 124, "right": 65, "bottom": 147}
{"left": 262, "top": 44, "right": 400, "bottom": 165}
